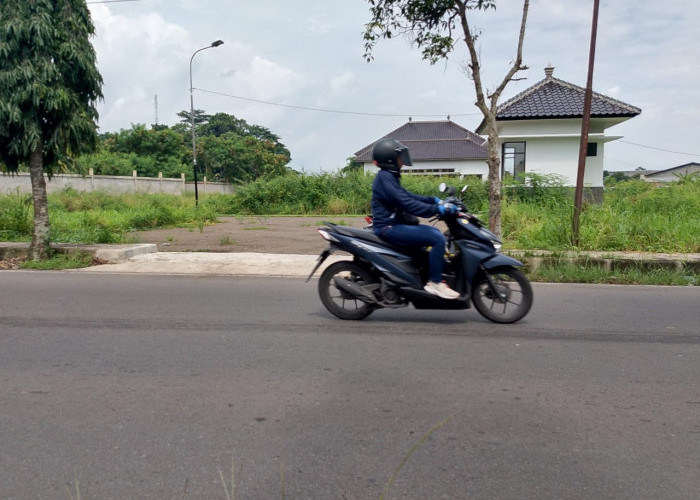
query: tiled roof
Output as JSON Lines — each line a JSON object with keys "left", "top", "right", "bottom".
{"left": 643, "top": 162, "right": 700, "bottom": 178}
{"left": 496, "top": 76, "right": 641, "bottom": 120}
{"left": 354, "top": 120, "right": 487, "bottom": 162}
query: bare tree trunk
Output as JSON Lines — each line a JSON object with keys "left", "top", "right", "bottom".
{"left": 28, "top": 145, "right": 50, "bottom": 260}
{"left": 485, "top": 125, "right": 502, "bottom": 237}
{"left": 457, "top": 0, "right": 529, "bottom": 237}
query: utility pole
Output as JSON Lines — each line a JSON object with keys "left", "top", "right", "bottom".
{"left": 572, "top": 0, "right": 600, "bottom": 247}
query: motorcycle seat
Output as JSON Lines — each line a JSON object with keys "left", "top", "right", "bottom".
{"left": 326, "top": 224, "right": 419, "bottom": 255}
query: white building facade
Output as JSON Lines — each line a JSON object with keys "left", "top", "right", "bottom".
{"left": 478, "top": 65, "right": 641, "bottom": 193}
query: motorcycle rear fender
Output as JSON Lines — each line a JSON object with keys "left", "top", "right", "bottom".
{"left": 329, "top": 232, "right": 422, "bottom": 288}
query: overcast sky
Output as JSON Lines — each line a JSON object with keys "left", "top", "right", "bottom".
{"left": 86, "top": 0, "right": 700, "bottom": 173}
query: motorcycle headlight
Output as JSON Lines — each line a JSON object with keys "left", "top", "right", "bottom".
{"left": 479, "top": 227, "right": 502, "bottom": 252}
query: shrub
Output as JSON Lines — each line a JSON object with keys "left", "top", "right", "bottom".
{"left": 0, "top": 188, "right": 32, "bottom": 239}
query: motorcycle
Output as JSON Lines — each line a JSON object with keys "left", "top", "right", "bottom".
{"left": 306, "top": 183, "right": 533, "bottom": 323}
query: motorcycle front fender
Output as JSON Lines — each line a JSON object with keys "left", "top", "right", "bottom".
{"left": 481, "top": 253, "right": 524, "bottom": 270}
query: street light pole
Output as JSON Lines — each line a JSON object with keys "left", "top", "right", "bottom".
{"left": 189, "top": 39, "right": 223, "bottom": 206}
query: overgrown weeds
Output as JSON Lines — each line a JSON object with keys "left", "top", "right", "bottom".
{"left": 20, "top": 251, "right": 94, "bottom": 270}
{"left": 2, "top": 174, "right": 698, "bottom": 255}
{"left": 0, "top": 188, "right": 32, "bottom": 240}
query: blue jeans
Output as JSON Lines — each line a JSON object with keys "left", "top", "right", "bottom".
{"left": 377, "top": 224, "right": 446, "bottom": 283}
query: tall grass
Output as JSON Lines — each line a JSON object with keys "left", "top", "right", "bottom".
{"left": 0, "top": 188, "right": 32, "bottom": 240}
{"left": 203, "top": 171, "right": 487, "bottom": 216}
{"left": 2, "top": 188, "right": 217, "bottom": 244}
{"left": 502, "top": 175, "right": 699, "bottom": 253}
{"left": 578, "top": 180, "right": 699, "bottom": 252}
{"left": 1, "top": 174, "right": 697, "bottom": 253}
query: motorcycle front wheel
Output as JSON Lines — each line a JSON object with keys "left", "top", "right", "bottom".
{"left": 472, "top": 267, "right": 533, "bottom": 324}
{"left": 318, "top": 261, "right": 376, "bottom": 320}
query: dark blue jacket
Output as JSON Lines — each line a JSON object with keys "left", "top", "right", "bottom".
{"left": 371, "top": 168, "right": 439, "bottom": 232}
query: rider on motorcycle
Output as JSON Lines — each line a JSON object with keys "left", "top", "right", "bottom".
{"left": 370, "top": 137, "right": 460, "bottom": 300}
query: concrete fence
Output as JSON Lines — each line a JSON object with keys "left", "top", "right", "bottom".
{"left": 0, "top": 170, "right": 234, "bottom": 195}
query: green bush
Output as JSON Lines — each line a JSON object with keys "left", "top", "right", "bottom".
{"left": 214, "top": 171, "right": 486, "bottom": 216}
{"left": 0, "top": 188, "right": 33, "bottom": 240}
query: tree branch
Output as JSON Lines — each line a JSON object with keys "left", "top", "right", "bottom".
{"left": 488, "top": 0, "right": 530, "bottom": 112}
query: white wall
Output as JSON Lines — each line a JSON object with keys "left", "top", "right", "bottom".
{"left": 520, "top": 137, "right": 603, "bottom": 187}
{"left": 0, "top": 172, "right": 234, "bottom": 195}
{"left": 498, "top": 117, "right": 612, "bottom": 187}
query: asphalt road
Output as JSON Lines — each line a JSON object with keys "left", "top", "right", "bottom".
{"left": 1, "top": 272, "right": 698, "bottom": 499}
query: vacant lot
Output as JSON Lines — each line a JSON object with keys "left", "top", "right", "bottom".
{"left": 128, "top": 216, "right": 369, "bottom": 254}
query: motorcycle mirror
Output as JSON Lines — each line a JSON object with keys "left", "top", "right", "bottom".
{"left": 461, "top": 185, "right": 468, "bottom": 194}
{"left": 439, "top": 182, "right": 448, "bottom": 193}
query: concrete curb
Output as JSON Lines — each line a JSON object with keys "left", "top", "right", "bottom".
{"left": 0, "top": 242, "right": 157, "bottom": 261}
{"left": 75, "top": 251, "right": 347, "bottom": 277}
{"left": 505, "top": 250, "right": 700, "bottom": 273}
{"left": 1, "top": 242, "right": 698, "bottom": 276}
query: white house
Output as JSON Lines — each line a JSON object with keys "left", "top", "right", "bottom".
{"left": 640, "top": 162, "right": 700, "bottom": 183}
{"left": 354, "top": 66, "right": 641, "bottom": 200}
{"left": 354, "top": 120, "right": 489, "bottom": 178}
{"left": 477, "top": 65, "right": 641, "bottom": 198}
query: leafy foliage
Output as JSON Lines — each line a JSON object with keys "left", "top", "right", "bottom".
{"left": 0, "top": 0, "right": 103, "bottom": 172}
{"left": 77, "top": 125, "right": 190, "bottom": 178}
{"left": 197, "top": 133, "right": 290, "bottom": 183}
{"left": 363, "top": 0, "right": 495, "bottom": 63}
{"left": 0, "top": 0, "right": 104, "bottom": 258}
{"left": 74, "top": 112, "right": 291, "bottom": 183}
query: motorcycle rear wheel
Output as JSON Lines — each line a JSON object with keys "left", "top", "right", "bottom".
{"left": 472, "top": 267, "right": 533, "bottom": 324}
{"left": 318, "top": 261, "right": 376, "bottom": 320}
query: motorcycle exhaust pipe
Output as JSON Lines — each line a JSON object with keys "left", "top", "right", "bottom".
{"left": 333, "top": 277, "right": 377, "bottom": 304}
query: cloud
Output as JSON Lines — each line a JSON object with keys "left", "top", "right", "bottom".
{"left": 87, "top": 1, "right": 700, "bottom": 171}
{"left": 89, "top": 5, "right": 192, "bottom": 130}
{"left": 234, "top": 56, "right": 306, "bottom": 99}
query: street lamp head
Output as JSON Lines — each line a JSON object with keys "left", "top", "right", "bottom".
{"left": 211, "top": 40, "right": 224, "bottom": 47}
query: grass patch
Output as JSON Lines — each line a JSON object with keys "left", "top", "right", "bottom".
{"left": 2, "top": 177, "right": 697, "bottom": 280}
{"left": 20, "top": 251, "right": 94, "bottom": 270}
{"left": 526, "top": 260, "right": 698, "bottom": 286}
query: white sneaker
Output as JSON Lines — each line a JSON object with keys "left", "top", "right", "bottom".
{"left": 424, "top": 281, "right": 460, "bottom": 300}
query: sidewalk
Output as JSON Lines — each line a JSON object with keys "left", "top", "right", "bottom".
{"left": 1, "top": 242, "right": 698, "bottom": 277}
{"left": 79, "top": 248, "right": 347, "bottom": 277}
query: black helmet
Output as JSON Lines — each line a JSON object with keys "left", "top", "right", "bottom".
{"left": 371, "top": 138, "right": 412, "bottom": 167}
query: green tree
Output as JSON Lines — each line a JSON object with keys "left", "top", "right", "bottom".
{"left": 176, "top": 109, "right": 211, "bottom": 131}
{"left": 0, "top": 0, "right": 103, "bottom": 259}
{"left": 363, "top": 0, "right": 530, "bottom": 236}
{"left": 189, "top": 111, "right": 292, "bottom": 159}
{"left": 102, "top": 124, "right": 189, "bottom": 178}
{"left": 197, "top": 133, "right": 290, "bottom": 183}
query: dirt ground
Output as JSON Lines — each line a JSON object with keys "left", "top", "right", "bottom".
{"left": 128, "top": 216, "right": 370, "bottom": 255}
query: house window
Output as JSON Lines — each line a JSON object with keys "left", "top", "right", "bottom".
{"left": 587, "top": 142, "right": 598, "bottom": 157}
{"left": 502, "top": 142, "right": 526, "bottom": 178}
{"left": 403, "top": 167, "right": 456, "bottom": 176}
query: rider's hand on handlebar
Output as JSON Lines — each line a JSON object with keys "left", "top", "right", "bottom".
{"left": 438, "top": 202, "right": 457, "bottom": 215}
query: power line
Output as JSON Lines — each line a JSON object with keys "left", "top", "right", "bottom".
{"left": 86, "top": 0, "right": 144, "bottom": 4}
{"left": 194, "top": 87, "right": 480, "bottom": 119}
{"left": 618, "top": 140, "right": 700, "bottom": 157}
